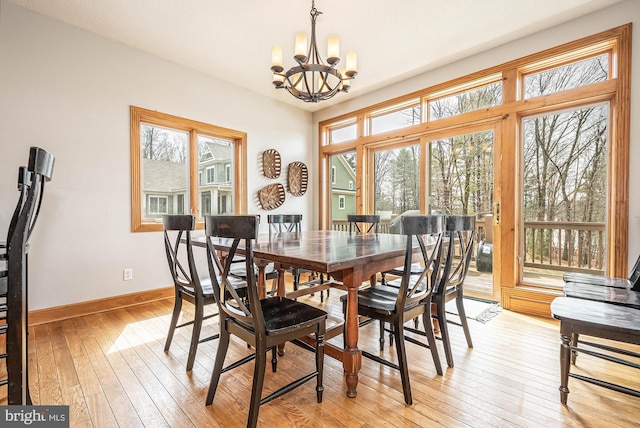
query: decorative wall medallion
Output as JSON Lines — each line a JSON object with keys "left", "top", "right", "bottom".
{"left": 262, "top": 149, "right": 281, "bottom": 178}
{"left": 257, "top": 183, "right": 286, "bottom": 210}
{"left": 287, "top": 162, "right": 308, "bottom": 196}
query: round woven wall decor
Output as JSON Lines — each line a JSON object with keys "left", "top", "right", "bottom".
{"left": 257, "top": 183, "right": 286, "bottom": 210}
{"left": 287, "top": 162, "right": 308, "bottom": 196}
{"left": 262, "top": 149, "right": 281, "bottom": 178}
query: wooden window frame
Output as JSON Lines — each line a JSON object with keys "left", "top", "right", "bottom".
{"left": 318, "top": 24, "right": 631, "bottom": 316}
{"left": 130, "top": 106, "right": 247, "bottom": 232}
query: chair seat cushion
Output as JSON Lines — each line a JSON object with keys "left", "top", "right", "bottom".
{"left": 230, "top": 262, "right": 277, "bottom": 279}
{"left": 562, "top": 272, "right": 632, "bottom": 289}
{"left": 563, "top": 282, "right": 640, "bottom": 309}
{"left": 340, "top": 284, "right": 423, "bottom": 314}
{"left": 181, "top": 276, "right": 246, "bottom": 298}
{"left": 262, "top": 296, "right": 327, "bottom": 333}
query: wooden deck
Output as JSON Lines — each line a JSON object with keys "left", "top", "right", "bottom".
{"left": 3, "top": 280, "right": 640, "bottom": 427}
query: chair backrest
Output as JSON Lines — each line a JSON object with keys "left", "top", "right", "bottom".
{"left": 205, "top": 215, "right": 266, "bottom": 331}
{"left": 348, "top": 214, "right": 380, "bottom": 234}
{"left": 5, "top": 146, "right": 54, "bottom": 405}
{"left": 4, "top": 167, "right": 31, "bottom": 249}
{"left": 5, "top": 147, "right": 55, "bottom": 249}
{"left": 628, "top": 254, "right": 640, "bottom": 291}
{"left": 394, "top": 215, "right": 444, "bottom": 311}
{"left": 435, "top": 216, "right": 476, "bottom": 296}
{"left": 267, "top": 214, "right": 302, "bottom": 233}
{"left": 162, "top": 215, "right": 205, "bottom": 296}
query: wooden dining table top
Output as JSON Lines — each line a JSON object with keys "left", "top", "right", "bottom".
{"left": 193, "top": 229, "right": 408, "bottom": 272}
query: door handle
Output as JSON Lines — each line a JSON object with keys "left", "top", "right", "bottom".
{"left": 493, "top": 201, "right": 500, "bottom": 224}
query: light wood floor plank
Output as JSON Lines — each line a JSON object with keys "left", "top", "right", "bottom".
{"left": 4, "top": 290, "right": 639, "bottom": 427}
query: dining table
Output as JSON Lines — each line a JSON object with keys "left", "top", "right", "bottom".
{"left": 191, "top": 229, "right": 410, "bottom": 398}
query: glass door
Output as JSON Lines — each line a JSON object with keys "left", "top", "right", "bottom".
{"left": 427, "top": 129, "right": 496, "bottom": 299}
{"left": 367, "top": 126, "right": 498, "bottom": 300}
{"left": 520, "top": 103, "right": 609, "bottom": 288}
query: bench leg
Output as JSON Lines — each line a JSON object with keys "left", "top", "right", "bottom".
{"left": 560, "top": 332, "right": 571, "bottom": 404}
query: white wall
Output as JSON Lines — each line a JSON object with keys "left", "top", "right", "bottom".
{"left": 0, "top": 2, "right": 314, "bottom": 310}
{"left": 313, "top": 0, "right": 640, "bottom": 269}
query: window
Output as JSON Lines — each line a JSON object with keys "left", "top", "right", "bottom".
{"left": 429, "top": 80, "right": 502, "bottom": 121}
{"left": 148, "top": 195, "right": 168, "bottom": 215}
{"left": 348, "top": 180, "right": 353, "bottom": 190}
{"left": 523, "top": 53, "right": 609, "bottom": 99}
{"left": 328, "top": 120, "right": 357, "bottom": 144}
{"left": 176, "top": 194, "right": 185, "bottom": 215}
{"left": 318, "top": 25, "right": 630, "bottom": 313}
{"left": 130, "top": 106, "right": 247, "bottom": 232}
{"left": 206, "top": 167, "right": 215, "bottom": 183}
{"left": 373, "top": 143, "right": 421, "bottom": 218}
{"left": 368, "top": 100, "right": 421, "bottom": 135}
{"left": 226, "top": 165, "right": 231, "bottom": 182}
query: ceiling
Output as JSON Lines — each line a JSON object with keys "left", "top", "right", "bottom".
{"left": 6, "top": 0, "right": 623, "bottom": 112}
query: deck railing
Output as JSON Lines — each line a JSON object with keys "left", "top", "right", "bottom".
{"left": 523, "top": 221, "right": 605, "bottom": 274}
{"left": 330, "top": 218, "right": 606, "bottom": 275}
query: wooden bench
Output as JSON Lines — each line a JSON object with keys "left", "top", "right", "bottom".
{"left": 550, "top": 297, "right": 640, "bottom": 404}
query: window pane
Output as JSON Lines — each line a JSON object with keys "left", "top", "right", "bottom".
{"left": 329, "top": 152, "right": 356, "bottom": 229}
{"left": 198, "top": 135, "right": 234, "bottom": 218}
{"left": 141, "top": 125, "right": 189, "bottom": 221}
{"left": 429, "top": 131, "right": 494, "bottom": 217}
{"left": 429, "top": 82, "right": 502, "bottom": 120}
{"left": 373, "top": 145, "right": 421, "bottom": 225}
{"left": 521, "top": 104, "right": 608, "bottom": 286}
{"left": 370, "top": 104, "right": 421, "bottom": 135}
{"left": 524, "top": 54, "right": 608, "bottom": 99}
{"left": 330, "top": 123, "right": 357, "bottom": 144}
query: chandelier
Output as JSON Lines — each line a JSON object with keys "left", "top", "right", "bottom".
{"left": 270, "top": 0, "right": 357, "bottom": 103}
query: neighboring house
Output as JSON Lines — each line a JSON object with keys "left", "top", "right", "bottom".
{"left": 142, "top": 140, "right": 234, "bottom": 220}
{"left": 330, "top": 155, "right": 356, "bottom": 221}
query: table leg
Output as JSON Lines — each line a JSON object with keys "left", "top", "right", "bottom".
{"left": 276, "top": 265, "right": 287, "bottom": 356}
{"left": 559, "top": 331, "right": 571, "bottom": 404}
{"left": 344, "top": 286, "right": 362, "bottom": 398}
{"left": 256, "top": 264, "right": 266, "bottom": 299}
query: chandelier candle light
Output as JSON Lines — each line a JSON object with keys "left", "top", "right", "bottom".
{"left": 271, "top": 0, "right": 357, "bottom": 103}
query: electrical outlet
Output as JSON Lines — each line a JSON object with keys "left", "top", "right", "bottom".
{"left": 123, "top": 268, "right": 133, "bottom": 281}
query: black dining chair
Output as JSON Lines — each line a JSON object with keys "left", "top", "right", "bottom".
{"left": 267, "top": 214, "right": 330, "bottom": 301}
{"left": 228, "top": 216, "right": 279, "bottom": 291}
{"left": 430, "top": 215, "right": 476, "bottom": 368}
{"left": 204, "top": 215, "right": 327, "bottom": 428}
{"left": 347, "top": 214, "right": 380, "bottom": 234}
{"left": 562, "top": 255, "right": 640, "bottom": 364}
{"left": 162, "top": 214, "right": 246, "bottom": 372}
{"left": 1, "top": 146, "right": 55, "bottom": 405}
{"left": 340, "top": 215, "right": 444, "bottom": 405}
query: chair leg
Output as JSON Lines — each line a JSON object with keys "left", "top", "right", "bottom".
{"left": 436, "top": 301, "right": 454, "bottom": 368}
{"left": 455, "top": 295, "right": 473, "bottom": 348}
{"left": 571, "top": 333, "right": 579, "bottom": 364}
{"left": 422, "top": 310, "right": 443, "bottom": 375}
{"left": 316, "top": 327, "right": 325, "bottom": 403}
{"left": 164, "top": 295, "right": 182, "bottom": 352}
{"left": 186, "top": 303, "right": 203, "bottom": 371}
{"left": 248, "top": 342, "right": 268, "bottom": 428}
{"left": 206, "top": 327, "right": 230, "bottom": 405}
{"left": 379, "top": 320, "right": 386, "bottom": 351}
{"left": 271, "top": 347, "right": 278, "bottom": 372}
{"left": 393, "top": 319, "right": 412, "bottom": 405}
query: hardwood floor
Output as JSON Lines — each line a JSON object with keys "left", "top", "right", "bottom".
{"left": 4, "top": 286, "right": 640, "bottom": 427}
